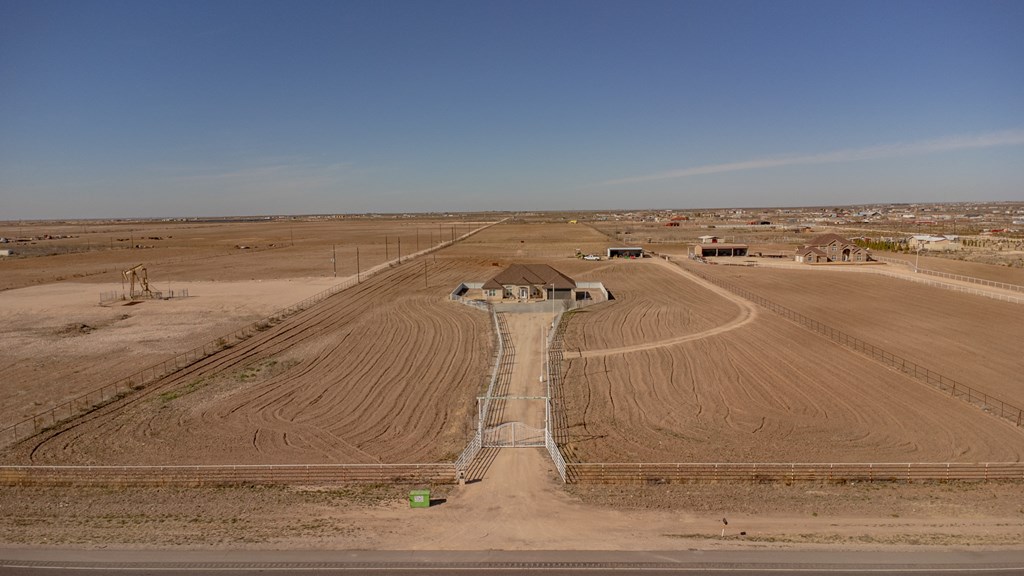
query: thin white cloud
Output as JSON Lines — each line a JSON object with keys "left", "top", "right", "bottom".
{"left": 597, "top": 130, "right": 1024, "bottom": 187}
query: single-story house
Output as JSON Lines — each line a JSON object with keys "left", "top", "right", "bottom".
{"left": 481, "top": 264, "right": 577, "bottom": 302}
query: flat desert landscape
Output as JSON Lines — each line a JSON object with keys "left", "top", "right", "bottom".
{"left": 1, "top": 217, "right": 1023, "bottom": 550}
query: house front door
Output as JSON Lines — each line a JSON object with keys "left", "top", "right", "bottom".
{"left": 519, "top": 287, "right": 528, "bottom": 299}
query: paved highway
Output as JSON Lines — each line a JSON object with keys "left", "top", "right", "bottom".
{"left": 3, "top": 549, "right": 1024, "bottom": 575}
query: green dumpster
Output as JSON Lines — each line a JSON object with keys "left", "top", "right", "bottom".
{"left": 409, "top": 489, "right": 430, "bottom": 508}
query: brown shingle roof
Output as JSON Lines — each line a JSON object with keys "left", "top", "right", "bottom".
{"left": 806, "top": 233, "right": 853, "bottom": 247}
{"left": 481, "top": 264, "right": 576, "bottom": 291}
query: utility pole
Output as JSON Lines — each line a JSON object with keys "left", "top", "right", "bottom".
{"left": 332, "top": 244, "right": 337, "bottom": 278}
{"left": 356, "top": 247, "right": 361, "bottom": 283}
{"left": 385, "top": 236, "right": 389, "bottom": 261}
{"left": 416, "top": 228, "right": 419, "bottom": 252}
{"left": 398, "top": 237, "right": 402, "bottom": 263}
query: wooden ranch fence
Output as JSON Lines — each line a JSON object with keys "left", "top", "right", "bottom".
{"left": 0, "top": 463, "right": 456, "bottom": 487}
{"left": 567, "top": 462, "right": 1024, "bottom": 484}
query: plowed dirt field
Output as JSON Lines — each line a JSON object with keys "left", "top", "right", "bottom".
{"left": 701, "top": 264, "right": 1024, "bottom": 405}
{"left": 5, "top": 258, "right": 496, "bottom": 465}
{"left": 559, "top": 259, "right": 1024, "bottom": 463}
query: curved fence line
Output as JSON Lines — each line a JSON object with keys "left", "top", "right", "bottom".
{"left": 679, "top": 260, "right": 1024, "bottom": 428}
{"left": 567, "top": 462, "right": 1024, "bottom": 484}
{"left": 0, "top": 221, "right": 501, "bottom": 449}
{"left": 0, "top": 463, "right": 455, "bottom": 486}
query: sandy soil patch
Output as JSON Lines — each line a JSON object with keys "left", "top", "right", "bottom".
{"left": 0, "top": 278, "right": 338, "bottom": 426}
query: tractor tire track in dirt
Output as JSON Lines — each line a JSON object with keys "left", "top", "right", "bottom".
{"left": 7, "top": 256, "right": 499, "bottom": 466}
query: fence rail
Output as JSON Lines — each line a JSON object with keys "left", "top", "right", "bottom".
{"left": 454, "top": 307, "right": 502, "bottom": 474}
{"left": 875, "top": 256, "right": 1024, "bottom": 293}
{"left": 744, "top": 260, "right": 1023, "bottom": 304}
{"left": 1, "top": 222, "right": 500, "bottom": 450}
{"left": 546, "top": 429, "right": 568, "bottom": 482}
{"left": 0, "top": 463, "right": 455, "bottom": 487}
{"left": 567, "top": 462, "right": 1024, "bottom": 484}
{"left": 680, "top": 261, "right": 1024, "bottom": 429}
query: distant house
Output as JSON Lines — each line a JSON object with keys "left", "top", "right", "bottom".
{"left": 796, "top": 234, "right": 869, "bottom": 263}
{"left": 907, "top": 235, "right": 960, "bottom": 252}
{"left": 481, "top": 264, "right": 577, "bottom": 302}
{"left": 0, "top": 249, "right": 12, "bottom": 257}
{"left": 697, "top": 235, "right": 719, "bottom": 244}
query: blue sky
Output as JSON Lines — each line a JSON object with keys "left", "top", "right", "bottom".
{"left": 1, "top": 0, "right": 1022, "bottom": 218}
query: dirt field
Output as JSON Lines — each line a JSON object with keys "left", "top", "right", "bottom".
{"left": 3, "top": 219, "right": 1024, "bottom": 553}
{"left": 0, "top": 216, "right": 495, "bottom": 421}
{"left": 3, "top": 454, "right": 1023, "bottom": 549}
{"left": 558, "top": 258, "right": 1024, "bottom": 464}
{"left": 560, "top": 260, "right": 741, "bottom": 353}
{"left": 873, "top": 251, "right": 1024, "bottom": 285}
{"left": 699, "top": 264, "right": 1024, "bottom": 406}
{"left": 2, "top": 256, "right": 498, "bottom": 465}
{"left": 0, "top": 217, "right": 488, "bottom": 291}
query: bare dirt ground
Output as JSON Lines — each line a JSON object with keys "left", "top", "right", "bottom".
{"left": 874, "top": 250, "right": 1024, "bottom": 284}
{"left": 3, "top": 220, "right": 1024, "bottom": 552}
{"left": 2, "top": 257, "right": 496, "bottom": 465}
{"left": 0, "top": 218, "right": 485, "bottom": 291}
{"left": 698, "top": 264, "right": 1024, "bottom": 406}
{"left": 569, "top": 259, "right": 757, "bottom": 358}
{"left": 559, "top": 258, "right": 1024, "bottom": 464}
{"left": 0, "top": 278, "right": 339, "bottom": 426}
{"left": 0, "top": 217, "right": 488, "bottom": 428}
{"left": 561, "top": 260, "right": 744, "bottom": 354}
{"left": 2, "top": 464, "right": 1023, "bottom": 550}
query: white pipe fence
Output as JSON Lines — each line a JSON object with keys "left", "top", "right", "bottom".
{"left": 874, "top": 256, "right": 1024, "bottom": 293}
{"left": 746, "top": 261, "right": 1022, "bottom": 304}
{"left": 454, "top": 307, "right": 503, "bottom": 475}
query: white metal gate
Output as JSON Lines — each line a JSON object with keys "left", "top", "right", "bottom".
{"left": 483, "top": 422, "right": 546, "bottom": 448}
